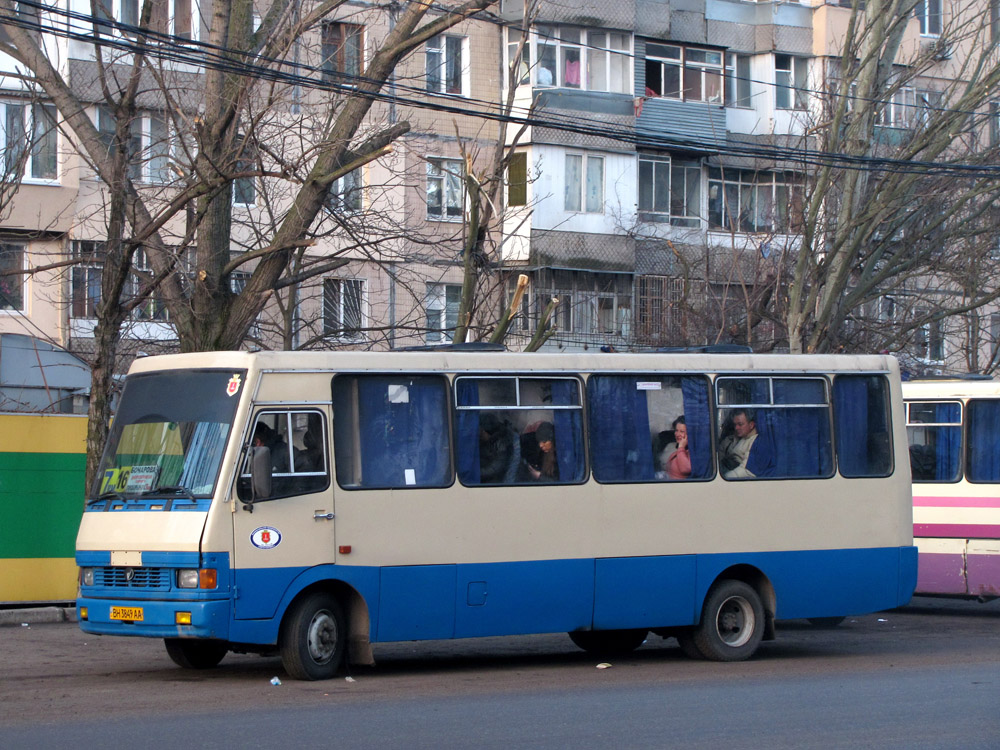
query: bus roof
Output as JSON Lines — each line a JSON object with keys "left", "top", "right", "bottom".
{"left": 127, "top": 350, "right": 900, "bottom": 377}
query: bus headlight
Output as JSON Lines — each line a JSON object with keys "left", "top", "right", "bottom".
{"left": 177, "top": 569, "right": 200, "bottom": 589}
{"left": 177, "top": 569, "right": 217, "bottom": 589}
{"left": 80, "top": 568, "right": 94, "bottom": 587}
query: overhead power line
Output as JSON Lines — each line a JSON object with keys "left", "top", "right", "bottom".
{"left": 1, "top": 2, "right": 999, "bottom": 179}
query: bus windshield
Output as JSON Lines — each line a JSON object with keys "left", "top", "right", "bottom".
{"left": 93, "top": 369, "right": 246, "bottom": 499}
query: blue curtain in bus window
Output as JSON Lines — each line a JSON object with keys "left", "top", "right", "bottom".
{"left": 834, "top": 376, "right": 869, "bottom": 476}
{"left": 681, "top": 376, "right": 711, "bottom": 478}
{"left": 745, "top": 410, "right": 777, "bottom": 478}
{"left": 932, "top": 402, "right": 961, "bottom": 481}
{"left": 588, "top": 376, "right": 654, "bottom": 482}
{"left": 967, "top": 400, "right": 1000, "bottom": 482}
{"left": 551, "top": 380, "right": 585, "bottom": 482}
{"left": 455, "top": 380, "right": 481, "bottom": 484}
{"left": 358, "top": 378, "right": 450, "bottom": 487}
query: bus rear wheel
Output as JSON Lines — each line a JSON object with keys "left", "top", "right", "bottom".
{"left": 692, "top": 580, "right": 764, "bottom": 662}
{"left": 279, "top": 592, "right": 346, "bottom": 680}
{"left": 568, "top": 629, "right": 648, "bottom": 655}
{"left": 164, "top": 638, "right": 228, "bottom": 669}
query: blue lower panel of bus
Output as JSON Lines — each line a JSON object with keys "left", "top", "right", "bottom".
{"left": 87, "top": 545, "right": 916, "bottom": 645}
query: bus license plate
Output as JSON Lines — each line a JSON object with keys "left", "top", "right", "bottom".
{"left": 109, "top": 606, "right": 143, "bottom": 621}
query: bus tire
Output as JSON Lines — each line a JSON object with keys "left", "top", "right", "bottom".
{"left": 568, "top": 629, "right": 647, "bottom": 655}
{"left": 675, "top": 630, "right": 703, "bottom": 660}
{"left": 692, "top": 580, "right": 764, "bottom": 662}
{"left": 164, "top": 638, "right": 228, "bottom": 669}
{"left": 279, "top": 592, "right": 346, "bottom": 680}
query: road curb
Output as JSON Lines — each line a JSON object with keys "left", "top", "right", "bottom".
{"left": 0, "top": 606, "right": 77, "bottom": 626}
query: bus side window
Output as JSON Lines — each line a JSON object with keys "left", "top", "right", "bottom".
{"left": 333, "top": 374, "right": 452, "bottom": 489}
{"left": 966, "top": 399, "right": 1000, "bottom": 482}
{"left": 237, "top": 410, "right": 330, "bottom": 501}
{"left": 588, "top": 374, "right": 712, "bottom": 483}
{"left": 716, "top": 377, "right": 833, "bottom": 480}
{"left": 905, "top": 401, "right": 961, "bottom": 482}
{"left": 833, "top": 375, "right": 893, "bottom": 478}
{"left": 454, "top": 376, "right": 585, "bottom": 486}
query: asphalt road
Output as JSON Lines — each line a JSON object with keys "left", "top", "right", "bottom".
{"left": 1, "top": 597, "right": 998, "bottom": 749}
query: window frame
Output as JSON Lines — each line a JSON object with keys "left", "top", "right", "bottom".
{"left": 916, "top": 0, "right": 943, "bottom": 37}
{"left": 564, "top": 152, "right": 605, "bottom": 214}
{"left": 323, "top": 277, "right": 366, "bottom": 340}
{"left": 774, "top": 54, "right": 808, "bottom": 111}
{"left": 426, "top": 157, "right": 464, "bottom": 221}
{"left": 0, "top": 242, "right": 26, "bottom": 312}
{"left": 708, "top": 167, "right": 802, "bottom": 234}
{"left": 2, "top": 101, "right": 58, "bottom": 182}
{"left": 321, "top": 22, "right": 363, "bottom": 84}
{"left": 905, "top": 399, "right": 963, "bottom": 483}
{"left": 725, "top": 52, "right": 752, "bottom": 108}
{"left": 425, "top": 33, "right": 468, "bottom": 96}
{"left": 425, "top": 282, "right": 462, "bottom": 343}
{"left": 238, "top": 408, "right": 331, "bottom": 502}
{"left": 644, "top": 42, "right": 723, "bottom": 104}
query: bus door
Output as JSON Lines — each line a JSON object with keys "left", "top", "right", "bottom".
{"left": 232, "top": 408, "right": 335, "bottom": 620}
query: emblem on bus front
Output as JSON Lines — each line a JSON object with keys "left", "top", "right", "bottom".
{"left": 226, "top": 374, "right": 242, "bottom": 397}
{"left": 250, "top": 526, "right": 281, "bottom": 549}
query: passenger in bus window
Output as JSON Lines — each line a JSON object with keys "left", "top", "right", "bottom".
{"left": 253, "top": 422, "right": 290, "bottom": 473}
{"left": 478, "top": 413, "right": 520, "bottom": 484}
{"left": 656, "top": 416, "right": 691, "bottom": 480}
{"left": 522, "top": 421, "right": 558, "bottom": 481}
{"left": 719, "top": 409, "right": 758, "bottom": 479}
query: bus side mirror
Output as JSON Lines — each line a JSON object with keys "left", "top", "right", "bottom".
{"left": 249, "top": 446, "right": 272, "bottom": 505}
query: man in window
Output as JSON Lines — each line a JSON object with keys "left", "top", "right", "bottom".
{"left": 719, "top": 409, "right": 759, "bottom": 479}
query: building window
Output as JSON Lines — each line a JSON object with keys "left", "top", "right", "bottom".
{"left": 323, "top": 278, "right": 365, "bottom": 339}
{"left": 0, "top": 243, "right": 25, "bottom": 311}
{"left": 915, "top": 313, "right": 945, "bottom": 362}
{"left": 638, "top": 154, "right": 701, "bottom": 227}
{"left": 533, "top": 26, "right": 630, "bottom": 92}
{"left": 505, "top": 26, "right": 531, "bottom": 86}
{"left": 129, "top": 248, "right": 169, "bottom": 321}
{"left": 508, "top": 152, "right": 528, "bottom": 207}
{"left": 97, "top": 107, "right": 171, "bottom": 183}
{"left": 322, "top": 23, "right": 362, "bottom": 83}
{"left": 645, "top": 43, "right": 723, "bottom": 104}
{"left": 564, "top": 153, "right": 604, "bottom": 213}
{"left": 71, "top": 241, "right": 104, "bottom": 319}
{"left": 877, "top": 86, "right": 917, "bottom": 128}
{"left": 992, "top": 102, "right": 1000, "bottom": 147}
{"left": 327, "top": 168, "right": 362, "bottom": 213}
{"left": 708, "top": 168, "right": 803, "bottom": 234}
{"left": 916, "top": 0, "right": 942, "bottom": 36}
{"left": 774, "top": 54, "right": 808, "bottom": 110}
{"left": 426, "top": 34, "right": 466, "bottom": 96}
{"left": 426, "top": 158, "right": 464, "bottom": 221}
{"left": 636, "top": 275, "right": 686, "bottom": 346}
{"left": 725, "top": 53, "right": 752, "bottom": 108}
{"left": 426, "top": 283, "right": 461, "bottom": 342}
{"left": 3, "top": 101, "right": 58, "bottom": 180}
{"left": 233, "top": 135, "right": 256, "bottom": 206}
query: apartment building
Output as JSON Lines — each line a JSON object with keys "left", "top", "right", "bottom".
{"left": 0, "top": 0, "right": 997, "bottom": 409}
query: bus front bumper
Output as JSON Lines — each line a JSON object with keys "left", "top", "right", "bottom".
{"left": 77, "top": 596, "right": 231, "bottom": 640}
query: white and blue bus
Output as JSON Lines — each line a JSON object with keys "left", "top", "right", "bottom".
{"left": 76, "top": 350, "right": 917, "bottom": 679}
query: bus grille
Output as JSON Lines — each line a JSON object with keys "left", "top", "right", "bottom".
{"left": 96, "top": 567, "right": 171, "bottom": 590}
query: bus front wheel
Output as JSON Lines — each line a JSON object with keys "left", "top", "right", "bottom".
{"left": 692, "top": 580, "right": 764, "bottom": 662}
{"left": 568, "top": 629, "right": 647, "bottom": 655}
{"left": 279, "top": 592, "right": 346, "bottom": 680}
{"left": 164, "top": 638, "right": 228, "bottom": 669}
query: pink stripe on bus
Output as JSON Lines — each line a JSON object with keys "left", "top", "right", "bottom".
{"left": 913, "top": 496, "right": 1000, "bottom": 508}
{"left": 914, "top": 523, "right": 1000, "bottom": 539}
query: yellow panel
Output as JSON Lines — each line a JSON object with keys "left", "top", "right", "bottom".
{"left": 0, "top": 558, "right": 78, "bottom": 603}
{"left": 0, "top": 414, "right": 87, "bottom": 455}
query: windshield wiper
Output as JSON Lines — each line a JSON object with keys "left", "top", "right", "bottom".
{"left": 87, "top": 491, "right": 124, "bottom": 506}
{"left": 140, "top": 485, "right": 197, "bottom": 500}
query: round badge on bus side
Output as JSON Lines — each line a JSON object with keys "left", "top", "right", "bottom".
{"left": 250, "top": 526, "right": 282, "bottom": 549}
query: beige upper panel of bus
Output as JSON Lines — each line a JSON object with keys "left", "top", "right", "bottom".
{"left": 902, "top": 379, "right": 1000, "bottom": 401}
